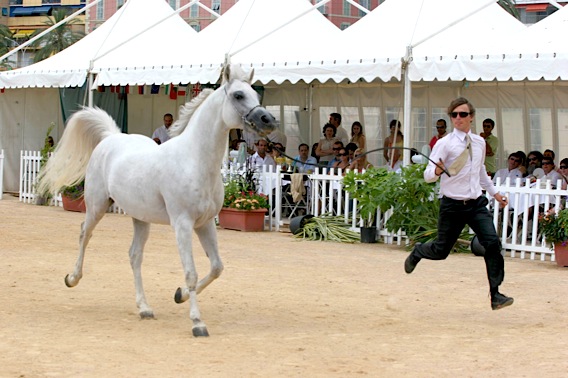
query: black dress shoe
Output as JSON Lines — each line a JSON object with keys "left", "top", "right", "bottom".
{"left": 404, "top": 243, "right": 422, "bottom": 274}
{"left": 404, "top": 253, "right": 420, "bottom": 274}
{"left": 491, "top": 292, "right": 514, "bottom": 310}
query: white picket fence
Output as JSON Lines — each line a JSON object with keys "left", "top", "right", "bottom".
{"left": 18, "top": 150, "right": 123, "bottom": 213}
{"left": 19, "top": 150, "right": 568, "bottom": 262}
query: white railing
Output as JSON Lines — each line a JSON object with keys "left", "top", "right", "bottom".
{"left": 0, "top": 149, "right": 4, "bottom": 200}
{"left": 19, "top": 150, "right": 42, "bottom": 204}
{"left": 493, "top": 177, "right": 567, "bottom": 262}
{"left": 19, "top": 150, "right": 568, "bottom": 262}
{"left": 18, "top": 150, "right": 123, "bottom": 213}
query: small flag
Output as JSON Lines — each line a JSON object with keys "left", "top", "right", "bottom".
{"left": 97, "top": 86, "right": 105, "bottom": 92}
{"left": 165, "top": 84, "right": 170, "bottom": 95}
{"left": 0, "top": 88, "right": 4, "bottom": 93}
{"left": 124, "top": 85, "right": 130, "bottom": 94}
{"left": 169, "top": 84, "right": 178, "bottom": 100}
{"left": 192, "top": 83, "right": 201, "bottom": 98}
{"left": 177, "top": 84, "right": 187, "bottom": 96}
{"left": 138, "top": 85, "right": 144, "bottom": 95}
{"left": 151, "top": 84, "right": 160, "bottom": 94}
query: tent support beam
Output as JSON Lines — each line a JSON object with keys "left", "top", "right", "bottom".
{"left": 0, "top": 0, "right": 101, "bottom": 64}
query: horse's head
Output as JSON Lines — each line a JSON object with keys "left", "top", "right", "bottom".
{"left": 221, "top": 64, "right": 277, "bottom": 137}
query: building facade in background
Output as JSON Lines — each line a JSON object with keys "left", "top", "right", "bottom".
{"left": 1, "top": 0, "right": 566, "bottom": 68}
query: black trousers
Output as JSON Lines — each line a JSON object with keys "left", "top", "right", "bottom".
{"left": 413, "top": 196, "right": 504, "bottom": 289}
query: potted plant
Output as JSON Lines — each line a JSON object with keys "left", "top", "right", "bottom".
{"left": 539, "top": 208, "right": 568, "bottom": 267}
{"left": 219, "top": 164, "right": 269, "bottom": 232}
{"left": 61, "top": 180, "right": 86, "bottom": 212}
{"left": 343, "top": 167, "right": 395, "bottom": 243}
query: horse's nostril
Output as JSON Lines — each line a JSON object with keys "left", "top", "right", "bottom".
{"left": 261, "top": 115, "right": 270, "bottom": 123}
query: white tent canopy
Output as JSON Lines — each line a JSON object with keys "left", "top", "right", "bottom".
{"left": 94, "top": 0, "right": 345, "bottom": 86}
{"left": 0, "top": 0, "right": 197, "bottom": 88}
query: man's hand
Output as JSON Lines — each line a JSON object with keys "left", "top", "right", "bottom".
{"left": 435, "top": 158, "right": 446, "bottom": 177}
{"left": 494, "top": 193, "right": 508, "bottom": 208}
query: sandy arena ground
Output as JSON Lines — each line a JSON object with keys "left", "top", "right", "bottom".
{"left": 1, "top": 194, "right": 567, "bottom": 377}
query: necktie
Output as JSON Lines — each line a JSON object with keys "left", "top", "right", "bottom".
{"left": 448, "top": 134, "right": 472, "bottom": 176}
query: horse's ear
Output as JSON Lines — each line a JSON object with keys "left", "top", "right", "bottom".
{"left": 222, "top": 64, "right": 231, "bottom": 84}
{"left": 247, "top": 68, "right": 254, "bottom": 84}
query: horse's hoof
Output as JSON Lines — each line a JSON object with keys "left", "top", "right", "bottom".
{"left": 192, "top": 326, "right": 209, "bottom": 337}
{"left": 64, "top": 274, "right": 77, "bottom": 288}
{"left": 139, "top": 311, "right": 155, "bottom": 319}
{"left": 174, "top": 287, "right": 188, "bottom": 304}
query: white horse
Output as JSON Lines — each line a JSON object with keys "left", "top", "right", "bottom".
{"left": 38, "top": 64, "right": 276, "bottom": 337}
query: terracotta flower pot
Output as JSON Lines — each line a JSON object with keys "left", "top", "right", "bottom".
{"left": 62, "top": 195, "right": 86, "bottom": 213}
{"left": 554, "top": 242, "right": 568, "bottom": 267}
{"left": 218, "top": 208, "right": 266, "bottom": 232}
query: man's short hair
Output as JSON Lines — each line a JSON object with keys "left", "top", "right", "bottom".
{"left": 330, "top": 112, "right": 342, "bottom": 125}
{"left": 437, "top": 119, "right": 447, "bottom": 127}
{"left": 298, "top": 143, "right": 309, "bottom": 150}
{"left": 448, "top": 97, "right": 476, "bottom": 116}
{"left": 483, "top": 118, "right": 495, "bottom": 128}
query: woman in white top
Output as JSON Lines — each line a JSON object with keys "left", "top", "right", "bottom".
{"left": 350, "top": 121, "right": 366, "bottom": 150}
{"left": 316, "top": 123, "right": 339, "bottom": 164}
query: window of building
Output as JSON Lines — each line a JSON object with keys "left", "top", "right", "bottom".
{"left": 190, "top": 3, "right": 198, "bottom": 18}
{"left": 343, "top": 0, "right": 350, "bottom": 16}
{"left": 2, "top": 7, "right": 8, "bottom": 16}
{"left": 117, "top": 0, "right": 124, "bottom": 9}
{"left": 212, "top": 0, "right": 221, "bottom": 14}
{"left": 359, "top": 0, "right": 370, "bottom": 17}
{"left": 317, "top": 3, "right": 329, "bottom": 15}
{"left": 190, "top": 23, "right": 201, "bottom": 32}
{"left": 96, "top": 0, "right": 104, "bottom": 20}
{"left": 340, "top": 22, "right": 350, "bottom": 30}
{"left": 169, "top": 0, "right": 176, "bottom": 10}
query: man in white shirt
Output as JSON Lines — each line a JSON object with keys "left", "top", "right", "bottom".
{"left": 404, "top": 97, "right": 513, "bottom": 311}
{"left": 493, "top": 152, "right": 523, "bottom": 185}
{"left": 329, "top": 113, "right": 349, "bottom": 146}
{"left": 152, "top": 113, "right": 173, "bottom": 144}
{"left": 249, "top": 139, "right": 276, "bottom": 170}
{"left": 292, "top": 143, "right": 317, "bottom": 173}
{"left": 541, "top": 157, "right": 563, "bottom": 187}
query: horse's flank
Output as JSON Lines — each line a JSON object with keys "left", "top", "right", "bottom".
{"left": 169, "top": 89, "right": 214, "bottom": 138}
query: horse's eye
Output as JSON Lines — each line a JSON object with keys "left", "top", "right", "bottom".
{"left": 233, "top": 91, "right": 244, "bottom": 100}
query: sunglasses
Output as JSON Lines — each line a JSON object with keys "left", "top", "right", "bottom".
{"left": 450, "top": 111, "right": 471, "bottom": 118}
{"left": 529, "top": 157, "right": 539, "bottom": 162}
{"left": 339, "top": 152, "right": 348, "bottom": 157}
{"left": 542, "top": 162, "right": 553, "bottom": 165}
{"left": 560, "top": 166, "right": 567, "bottom": 169}
{"left": 333, "top": 147, "right": 341, "bottom": 151}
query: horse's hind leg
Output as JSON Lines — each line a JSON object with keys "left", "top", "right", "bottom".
{"left": 64, "top": 199, "right": 110, "bottom": 287}
{"left": 129, "top": 218, "right": 154, "bottom": 319}
{"left": 175, "top": 220, "right": 223, "bottom": 304}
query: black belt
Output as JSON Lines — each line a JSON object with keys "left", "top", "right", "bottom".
{"left": 442, "top": 196, "right": 479, "bottom": 205}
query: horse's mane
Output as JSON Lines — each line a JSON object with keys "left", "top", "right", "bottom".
{"left": 169, "top": 88, "right": 215, "bottom": 137}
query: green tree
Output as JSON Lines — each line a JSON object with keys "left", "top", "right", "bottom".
{"left": 30, "top": 9, "right": 85, "bottom": 63}
{"left": 0, "top": 24, "right": 15, "bottom": 70}
{"left": 498, "top": 0, "right": 520, "bottom": 19}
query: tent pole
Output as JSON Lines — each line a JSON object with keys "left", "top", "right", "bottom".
{"left": 88, "top": 72, "right": 94, "bottom": 108}
{"left": 402, "top": 46, "right": 412, "bottom": 167}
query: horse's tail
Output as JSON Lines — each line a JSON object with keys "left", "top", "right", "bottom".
{"left": 37, "top": 107, "right": 121, "bottom": 196}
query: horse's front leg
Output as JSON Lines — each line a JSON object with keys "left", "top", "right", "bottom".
{"left": 130, "top": 218, "right": 154, "bottom": 319}
{"left": 174, "top": 217, "right": 209, "bottom": 337}
{"left": 174, "top": 219, "right": 223, "bottom": 304}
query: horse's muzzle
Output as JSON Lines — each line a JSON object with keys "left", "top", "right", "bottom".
{"left": 244, "top": 107, "right": 277, "bottom": 136}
